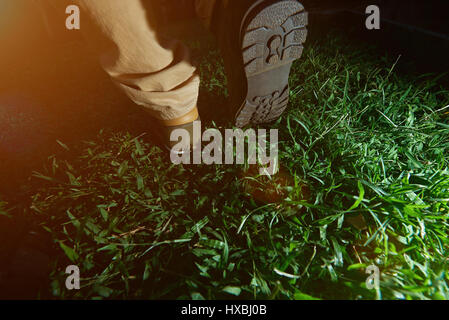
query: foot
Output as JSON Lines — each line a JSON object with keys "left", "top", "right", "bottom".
{"left": 158, "top": 107, "right": 201, "bottom": 154}
{"left": 213, "top": 0, "right": 308, "bottom": 127}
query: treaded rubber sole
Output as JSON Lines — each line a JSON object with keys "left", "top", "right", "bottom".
{"left": 235, "top": 0, "right": 308, "bottom": 128}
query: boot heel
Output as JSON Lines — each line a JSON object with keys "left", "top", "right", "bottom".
{"left": 235, "top": 0, "right": 308, "bottom": 127}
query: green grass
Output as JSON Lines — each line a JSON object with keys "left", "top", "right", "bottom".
{"left": 20, "top": 33, "right": 449, "bottom": 300}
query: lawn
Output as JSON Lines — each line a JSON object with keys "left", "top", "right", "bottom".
{"left": 3, "top": 30, "right": 449, "bottom": 300}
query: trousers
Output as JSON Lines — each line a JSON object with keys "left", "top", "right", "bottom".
{"left": 75, "top": 0, "right": 220, "bottom": 121}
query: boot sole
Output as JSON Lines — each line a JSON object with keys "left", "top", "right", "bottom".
{"left": 235, "top": 0, "right": 308, "bottom": 128}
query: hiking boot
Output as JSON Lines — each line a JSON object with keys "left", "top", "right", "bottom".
{"left": 212, "top": 0, "right": 308, "bottom": 127}
{"left": 157, "top": 107, "right": 201, "bottom": 155}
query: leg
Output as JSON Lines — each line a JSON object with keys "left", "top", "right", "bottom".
{"left": 195, "top": 0, "right": 308, "bottom": 128}
{"left": 74, "top": 0, "right": 199, "bottom": 123}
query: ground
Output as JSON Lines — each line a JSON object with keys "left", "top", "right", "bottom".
{"left": 1, "top": 16, "right": 448, "bottom": 300}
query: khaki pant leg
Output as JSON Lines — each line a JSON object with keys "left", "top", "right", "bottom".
{"left": 75, "top": 0, "right": 200, "bottom": 121}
